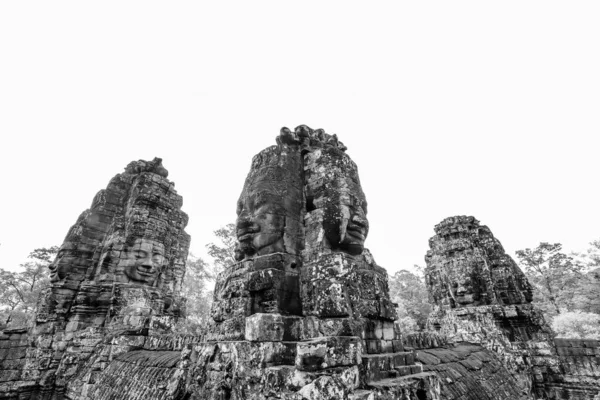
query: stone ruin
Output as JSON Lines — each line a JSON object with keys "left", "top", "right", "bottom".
{"left": 0, "top": 131, "right": 440, "bottom": 400}
{"left": 424, "top": 216, "right": 600, "bottom": 399}
{"left": 0, "top": 158, "right": 191, "bottom": 399}
{"left": 1, "top": 129, "right": 600, "bottom": 400}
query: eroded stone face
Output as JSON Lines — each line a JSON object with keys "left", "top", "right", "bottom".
{"left": 118, "top": 238, "right": 166, "bottom": 285}
{"left": 235, "top": 146, "right": 304, "bottom": 260}
{"left": 318, "top": 150, "right": 369, "bottom": 256}
{"left": 452, "top": 275, "right": 477, "bottom": 306}
{"left": 48, "top": 242, "right": 95, "bottom": 282}
{"left": 303, "top": 144, "right": 369, "bottom": 257}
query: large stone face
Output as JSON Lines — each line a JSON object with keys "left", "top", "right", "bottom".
{"left": 0, "top": 158, "right": 190, "bottom": 399}
{"left": 235, "top": 144, "right": 305, "bottom": 259}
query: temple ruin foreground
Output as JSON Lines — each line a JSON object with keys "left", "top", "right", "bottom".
{"left": 1, "top": 127, "right": 599, "bottom": 399}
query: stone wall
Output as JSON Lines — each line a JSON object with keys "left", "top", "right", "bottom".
{"left": 546, "top": 339, "right": 600, "bottom": 399}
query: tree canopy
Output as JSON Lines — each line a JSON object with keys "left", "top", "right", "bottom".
{"left": 388, "top": 267, "right": 431, "bottom": 331}
{"left": 205, "top": 223, "right": 237, "bottom": 275}
{"left": 0, "top": 246, "right": 59, "bottom": 327}
{"left": 516, "top": 242, "right": 583, "bottom": 316}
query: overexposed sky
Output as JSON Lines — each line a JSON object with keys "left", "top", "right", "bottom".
{"left": 1, "top": 1, "right": 598, "bottom": 276}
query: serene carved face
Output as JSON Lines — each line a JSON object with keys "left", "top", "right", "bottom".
{"left": 236, "top": 182, "right": 301, "bottom": 258}
{"left": 447, "top": 273, "right": 479, "bottom": 306}
{"left": 235, "top": 147, "right": 303, "bottom": 260}
{"left": 49, "top": 243, "right": 94, "bottom": 282}
{"left": 119, "top": 238, "right": 166, "bottom": 285}
{"left": 323, "top": 192, "right": 369, "bottom": 255}
{"left": 319, "top": 151, "right": 369, "bottom": 256}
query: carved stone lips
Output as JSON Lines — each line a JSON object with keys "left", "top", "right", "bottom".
{"left": 238, "top": 232, "right": 253, "bottom": 242}
{"left": 136, "top": 267, "right": 155, "bottom": 276}
{"left": 345, "top": 220, "right": 367, "bottom": 241}
{"left": 237, "top": 224, "right": 259, "bottom": 242}
{"left": 345, "top": 227, "right": 365, "bottom": 241}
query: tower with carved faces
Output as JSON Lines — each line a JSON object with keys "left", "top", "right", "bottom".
{"left": 199, "top": 126, "right": 436, "bottom": 399}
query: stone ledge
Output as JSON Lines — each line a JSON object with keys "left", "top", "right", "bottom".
{"left": 296, "top": 336, "right": 362, "bottom": 371}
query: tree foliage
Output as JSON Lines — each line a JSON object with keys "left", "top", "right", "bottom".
{"left": 206, "top": 223, "right": 237, "bottom": 275}
{"left": 176, "top": 253, "right": 214, "bottom": 335}
{"left": 569, "top": 239, "right": 600, "bottom": 315}
{"left": 0, "top": 246, "right": 59, "bottom": 327}
{"left": 177, "top": 224, "right": 238, "bottom": 334}
{"left": 388, "top": 267, "right": 431, "bottom": 330}
{"left": 516, "top": 242, "right": 583, "bottom": 316}
{"left": 552, "top": 310, "right": 600, "bottom": 339}
{"left": 578, "top": 239, "right": 600, "bottom": 269}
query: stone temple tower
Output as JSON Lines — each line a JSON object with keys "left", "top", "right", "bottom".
{"left": 424, "top": 216, "right": 556, "bottom": 398}
{"left": 0, "top": 158, "right": 190, "bottom": 399}
{"left": 192, "top": 126, "right": 440, "bottom": 399}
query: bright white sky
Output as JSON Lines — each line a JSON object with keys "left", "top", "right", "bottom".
{"left": 0, "top": 2, "right": 598, "bottom": 277}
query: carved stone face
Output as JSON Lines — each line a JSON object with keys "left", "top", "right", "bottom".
{"left": 236, "top": 182, "right": 302, "bottom": 258}
{"left": 323, "top": 190, "right": 369, "bottom": 256}
{"left": 316, "top": 150, "right": 369, "bottom": 256}
{"left": 119, "top": 238, "right": 166, "bottom": 285}
{"left": 235, "top": 148, "right": 304, "bottom": 260}
{"left": 446, "top": 272, "right": 480, "bottom": 307}
{"left": 48, "top": 243, "right": 94, "bottom": 282}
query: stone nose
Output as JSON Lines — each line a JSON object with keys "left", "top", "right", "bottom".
{"left": 352, "top": 213, "right": 368, "bottom": 228}
{"left": 236, "top": 210, "right": 252, "bottom": 226}
{"left": 456, "top": 285, "right": 467, "bottom": 295}
{"left": 236, "top": 216, "right": 259, "bottom": 233}
{"left": 139, "top": 255, "right": 156, "bottom": 268}
{"left": 350, "top": 213, "right": 369, "bottom": 236}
